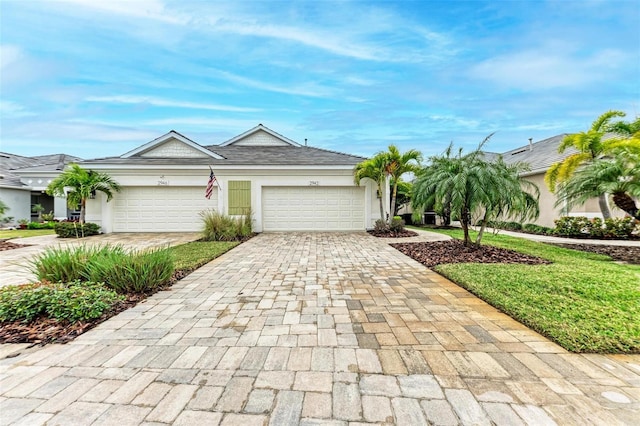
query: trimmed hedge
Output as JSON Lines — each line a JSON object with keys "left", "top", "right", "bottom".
{"left": 54, "top": 222, "right": 100, "bottom": 238}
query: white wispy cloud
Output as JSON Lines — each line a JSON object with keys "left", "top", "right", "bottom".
{"left": 57, "top": 0, "right": 185, "bottom": 24}
{"left": 469, "top": 47, "right": 628, "bottom": 90}
{"left": 209, "top": 70, "right": 337, "bottom": 98}
{"left": 84, "top": 95, "right": 261, "bottom": 113}
{"left": 0, "top": 100, "right": 35, "bottom": 118}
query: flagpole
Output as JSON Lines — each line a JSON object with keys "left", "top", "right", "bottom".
{"left": 210, "top": 166, "right": 222, "bottom": 190}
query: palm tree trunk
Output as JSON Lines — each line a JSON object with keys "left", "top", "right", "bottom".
{"left": 377, "top": 184, "right": 385, "bottom": 223}
{"left": 612, "top": 192, "right": 640, "bottom": 219}
{"left": 461, "top": 207, "right": 472, "bottom": 246}
{"left": 390, "top": 182, "right": 398, "bottom": 222}
{"left": 475, "top": 211, "right": 490, "bottom": 245}
{"left": 80, "top": 199, "right": 86, "bottom": 224}
{"left": 598, "top": 194, "right": 612, "bottom": 219}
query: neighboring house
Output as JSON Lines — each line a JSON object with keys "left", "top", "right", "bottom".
{"left": 73, "top": 124, "right": 384, "bottom": 233}
{"left": 0, "top": 153, "right": 82, "bottom": 224}
{"left": 498, "top": 135, "right": 625, "bottom": 228}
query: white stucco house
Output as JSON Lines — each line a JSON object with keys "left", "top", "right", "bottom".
{"left": 73, "top": 125, "right": 386, "bottom": 233}
{"left": 0, "top": 153, "right": 82, "bottom": 224}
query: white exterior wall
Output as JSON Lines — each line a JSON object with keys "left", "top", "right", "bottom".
{"left": 0, "top": 187, "right": 30, "bottom": 224}
{"left": 85, "top": 194, "right": 103, "bottom": 228}
{"left": 91, "top": 167, "right": 378, "bottom": 233}
{"left": 53, "top": 196, "right": 68, "bottom": 220}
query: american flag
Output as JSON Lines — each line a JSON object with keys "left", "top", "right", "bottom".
{"left": 205, "top": 168, "right": 217, "bottom": 199}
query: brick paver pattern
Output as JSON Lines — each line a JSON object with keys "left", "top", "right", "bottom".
{"left": 1, "top": 232, "right": 638, "bottom": 425}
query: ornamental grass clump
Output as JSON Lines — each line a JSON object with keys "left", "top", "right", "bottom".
{"left": 30, "top": 244, "right": 174, "bottom": 294}
{"left": 0, "top": 281, "right": 122, "bottom": 324}
{"left": 30, "top": 244, "right": 126, "bottom": 283}
{"left": 201, "top": 209, "right": 252, "bottom": 241}
{"left": 87, "top": 247, "right": 174, "bottom": 294}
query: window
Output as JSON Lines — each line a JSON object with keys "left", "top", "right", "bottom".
{"left": 228, "top": 181, "right": 251, "bottom": 215}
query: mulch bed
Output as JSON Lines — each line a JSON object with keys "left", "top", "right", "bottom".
{"left": 551, "top": 243, "right": 640, "bottom": 265}
{"left": 0, "top": 240, "right": 30, "bottom": 251}
{"left": 391, "top": 239, "right": 551, "bottom": 268}
{"left": 367, "top": 229, "right": 418, "bottom": 238}
{"left": 0, "top": 295, "right": 143, "bottom": 345}
{"left": 0, "top": 270, "right": 190, "bottom": 346}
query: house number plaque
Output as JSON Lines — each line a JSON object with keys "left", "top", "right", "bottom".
{"left": 157, "top": 175, "right": 169, "bottom": 186}
{"left": 309, "top": 181, "right": 319, "bottom": 186}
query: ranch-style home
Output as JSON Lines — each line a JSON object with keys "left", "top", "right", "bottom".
{"left": 75, "top": 125, "right": 387, "bottom": 233}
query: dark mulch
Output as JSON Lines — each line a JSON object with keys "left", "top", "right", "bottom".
{"left": 0, "top": 240, "right": 30, "bottom": 251}
{"left": 368, "top": 229, "right": 419, "bottom": 238}
{"left": 552, "top": 243, "right": 640, "bottom": 264}
{"left": 391, "top": 239, "right": 551, "bottom": 268}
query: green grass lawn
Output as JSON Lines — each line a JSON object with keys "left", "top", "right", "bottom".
{"left": 168, "top": 240, "right": 239, "bottom": 271}
{"left": 0, "top": 229, "right": 56, "bottom": 239}
{"left": 416, "top": 228, "right": 640, "bottom": 353}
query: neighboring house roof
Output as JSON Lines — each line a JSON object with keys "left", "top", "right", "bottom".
{"left": 500, "top": 134, "right": 576, "bottom": 173}
{"left": 0, "top": 152, "right": 81, "bottom": 189}
{"left": 83, "top": 125, "right": 365, "bottom": 167}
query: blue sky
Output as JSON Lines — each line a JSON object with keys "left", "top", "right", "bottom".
{"left": 1, "top": 0, "right": 638, "bottom": 159}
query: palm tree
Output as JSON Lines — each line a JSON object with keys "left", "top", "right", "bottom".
{"left": 46, "top": 163, "right": 121, "bottom": 223}
{"left": 555, "top": 151, "right": 640, "bottom": 220}
{"left": 381, "top": 145, "right": 422, "bottom": 221}
{"left": 545, "top": 110, "right": 638, "bottom": 218}
{"left": 413, "top": 140, "right": 539, "bottom": 246}
{"left": 354, "top": 154, "right": 387, "bottom": 223}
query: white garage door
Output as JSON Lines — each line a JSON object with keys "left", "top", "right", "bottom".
{"left": 262, "top": 186, "right": 365, "bottom": 231}
{"left": 113, "top": 187, "right": 217, "bottom": 232}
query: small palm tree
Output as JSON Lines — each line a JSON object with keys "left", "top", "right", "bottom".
{"left": 382, "top": 145, "right": 422, "bottom": 221}
{"left": 414, "top": 139, "right": 539, "bottom": 246}
{"left": 555, "top": 151, "right": 640, "bottom": 220}
{"left": 46, "top": 163, "right": 121, "bottom": 223}
{"left": 545, "top": 110, "right": 639, "bottom": 218}
{"left": 354, "top": 154, "right": 387, "bottom": 222}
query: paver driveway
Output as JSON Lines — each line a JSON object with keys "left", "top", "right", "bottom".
{"left": 1, "top": 232, "right": 638, "bottom": 425}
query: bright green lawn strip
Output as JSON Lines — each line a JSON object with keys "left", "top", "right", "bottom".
{"left": 168, "top": 240, "right": 239, "bottom": 271}
{"left": 0, "top": 229, "right": 55, "bottom": 239}
{"left": 421, "top": 228, "right": 640, "bottom": 353}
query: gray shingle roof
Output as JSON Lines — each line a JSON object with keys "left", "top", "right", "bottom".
{"left": 84, "top": 145, "right": 366, "bottom": 167}
{"left": 0, "top": 153, "right": 81, "bottom": 188}
{"left": 500, "top": 134, "right": 576, "bottom": 172}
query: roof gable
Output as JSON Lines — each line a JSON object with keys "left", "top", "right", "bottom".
{"left": 121, "top": 131, "right": 222, "bottom": 159}
{"left": 220, "top": 124, "right": 301, "bottom": 147}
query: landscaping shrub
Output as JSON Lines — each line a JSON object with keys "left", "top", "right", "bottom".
{"left": 486, "top": 220, "right": 523, "bottom": 231}
{"left": 390, "top": 216, "right": 405, "bottom": 233}
{"left": 201, "top": 209, "right": 252, "bottom": 241}
{"left": 30, "top": 244, "right": 126, "bottom": 283}
{"left": 603, "top": 217, "right": 636, "bottom": 239}
{"left": 87, "top": 247, "right": 174, "bottom": 294}
{"left": 0, "top": 281, "right": 122, "bottom": 323}
{"left": 554, "top": 216, "right": 636, "bottom": 239}
{"left": 522, "top": 223, "right": 554, "bottom": 235}
{"left": 374, "top": 219, "right": 389, "bottom": 232}
{"left": 502, "top": 221, "right": 523, "bottom": 231}
{"left": 54, "top": 222, "right": 100, "bottom": 238}
{"left": 554, "top": 216, "right": 591, "bottom": 237}
{"left": 27, "top": 221, "right": 55, "bottom": 230}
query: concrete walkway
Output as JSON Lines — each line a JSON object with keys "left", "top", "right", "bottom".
{"left": 0, "top": 233, "right": 201, "bottom": 288}
{"left": 470, "top": 226, "right": 640, "bottom": 247}
{"left": 1, "top": 232, "right": 638, "bottom": 425}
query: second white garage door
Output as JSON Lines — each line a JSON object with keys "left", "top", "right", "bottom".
{"left": 113, "top": 186, "right": 218, "bottom": 232}
{"left": 262, "top": 186, "right": 365, "bottom": 231}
